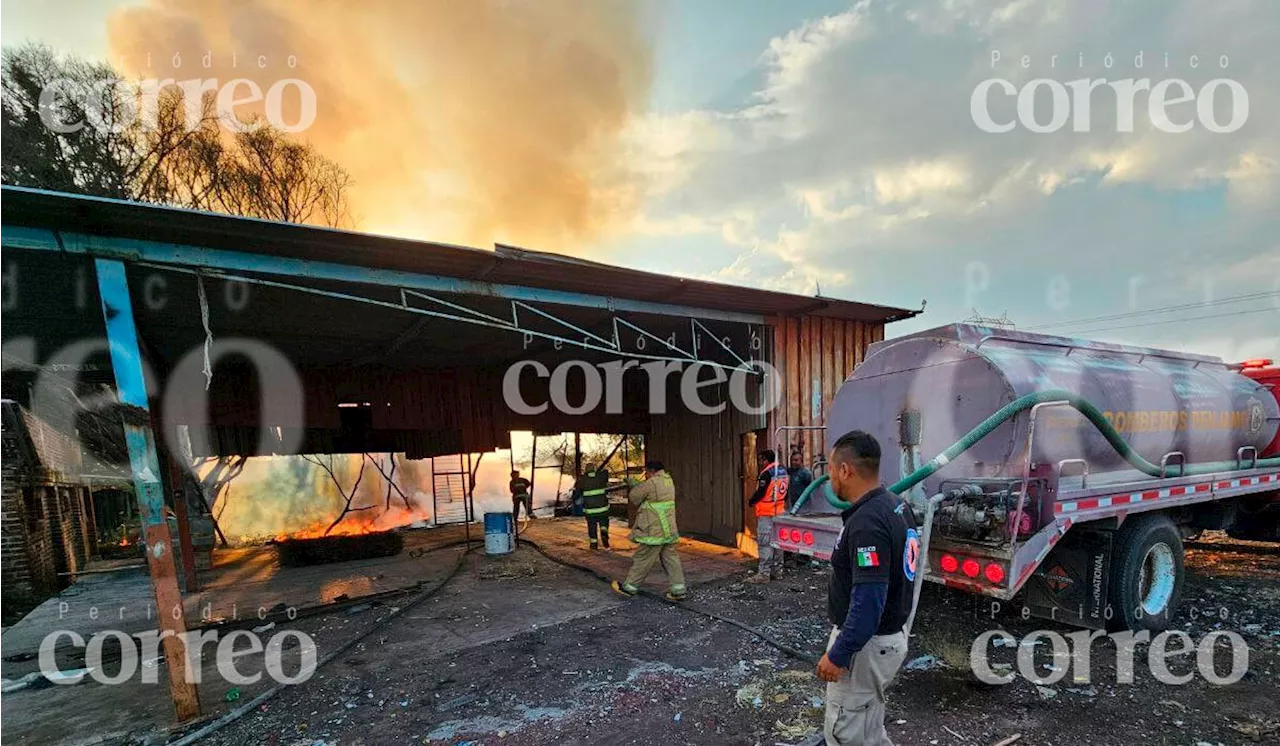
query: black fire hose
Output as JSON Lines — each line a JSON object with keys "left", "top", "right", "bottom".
{"left": 516, "top": 537, "right": 820, "bottom": 665}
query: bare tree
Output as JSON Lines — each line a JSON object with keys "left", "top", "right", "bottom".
{"left": 197, "top": 454, "right": 248, "bottom": 546}
{"left": 300, "top": 453, "right": 370, "bottom": 535}
{"left": 364, "top": 453, "right": 414, "bottom": 511}
{"left": 216, "top": 124, "right": 353, "bottom": 227}
{"left": 3, "top": 43, "right": 354, "bottom": 228}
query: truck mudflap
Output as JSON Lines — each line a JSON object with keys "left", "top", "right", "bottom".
{"left": 1022, "top": 529, "right": 1114, "bottom": 629}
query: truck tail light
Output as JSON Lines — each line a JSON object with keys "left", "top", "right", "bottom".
{"left": 984, "top": 563, "right": 1006, "bottom": 584}
{"left": 939, "top": 554, "right": 959, "bottom": 573}
{"left": 961, "top": 558, "right": 981, "bottom": 579}
{"left": 778, "top": 527, "right": 788, "bottom": 541}
{"left": 790, "top": 528, "right": 802, "bottom": 543}
{"left": 802, "top": 531, "right": 815, "bottom": 546}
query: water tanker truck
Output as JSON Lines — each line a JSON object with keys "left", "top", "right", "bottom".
{"left": 772, "top": 324, "right": 1280, "bottom": 632}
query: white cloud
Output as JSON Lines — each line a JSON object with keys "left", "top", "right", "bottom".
{"left": 615, "top": 0, "right": 1280, "bottom": 353}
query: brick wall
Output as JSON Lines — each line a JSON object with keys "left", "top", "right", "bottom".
{"left": 49, "top": 484, "right": 89, "bottom": 577}
{"left": 0, "top": 471, "right": 59, "bottom": 600}
{"left": 0, "top": 468, "right": 34, "bottom": 597}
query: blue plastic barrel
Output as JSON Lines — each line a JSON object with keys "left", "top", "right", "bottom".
{"left": 484, "top": 512, "right": 515, "bottom": 555}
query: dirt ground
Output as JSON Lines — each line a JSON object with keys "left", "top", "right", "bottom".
{"left": 176, "top": 532, "right": 1279, "bottom": 746}
{"left": 5, "top": 530, "right": 1277, "bottom": 746}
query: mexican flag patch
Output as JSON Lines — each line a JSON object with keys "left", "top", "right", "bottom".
{"left": 857, "top": 546, "right": 880, "bottom": 567}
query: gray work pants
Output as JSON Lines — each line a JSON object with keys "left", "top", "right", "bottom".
{"left": 756, "top": 516, "right": 782, "bottom": 577}
{"left": 824, "top": 626, "right": 909, "bottom": 746}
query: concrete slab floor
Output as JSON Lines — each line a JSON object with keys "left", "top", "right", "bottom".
{"left": 0, "top": 524, "right": 750, "bottom": 745}
{"left": 2, "top": 524, "right": 481, "bottom": 666}
{"left": 1, "top": 519, "right": 748, "bottom": 669}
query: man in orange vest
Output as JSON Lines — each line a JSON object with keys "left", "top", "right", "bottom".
{"left": 747, "top": 448, "right": 789, "bottom": 584}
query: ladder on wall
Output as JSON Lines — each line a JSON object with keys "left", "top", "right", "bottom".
{"left": 431, "top": 454, "right": 473, "bottom": 525}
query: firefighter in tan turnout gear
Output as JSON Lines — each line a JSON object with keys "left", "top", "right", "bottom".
{"left": 611, "top": 460, "right": 687, "bottom": 601}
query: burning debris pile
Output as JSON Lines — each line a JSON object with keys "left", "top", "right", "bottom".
{"left": 275, "top": 531, "right": 405, "bottom": 567}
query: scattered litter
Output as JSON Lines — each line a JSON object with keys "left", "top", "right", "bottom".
{"left": 773, "top": 693, "right": 790, "bottom": 703}
{"left": 43, "top": 668, "right": 92, "bottom": 685}
{"left": 1035, "top": 686, "right": 1058, "bottom": 700}
{"left": 437, "top": 693, "right": 479, "bottom": 712}
{"left": 992, "top": 637, "right": 1016, "bottom": 648}
{"left": 808, "top": 696, "right": 824, "bottom": 709}
{"left": 895, "top": 719, "right": 906, "bottom": 725}
{"left": 775, "top": 670, "right": 811, "bottom": 682}
{"left": 1065, "top": 686, "right": 1097, "bottom": 697}
{"left": 736, "top": 682, "right": 765, "bottom": 709}
{"left": 905, "top": 655, "right": 946, "bottom": 671}
{"left": 673, "top": 712, "right": 682, "bottom": 722}
{"left": 773, "top": 715, "right": 815, "bottom": 741}
{"left": 225, "top": 687, "right": 241, "bottom": 702}
{"left": 991, "top": 735, "right": 1022, "bottom": 746}
{"left": 1228, "top": 718, "right": 1280, "bottom": 740}
{"left": 347, "top": 603, "right": 372, "bottom": 615}
{"left": 253, "top": 622, "right": 276, "bottom": 634}
{"left": 1159, "top": 699, "right": 1188, "bottom": 712}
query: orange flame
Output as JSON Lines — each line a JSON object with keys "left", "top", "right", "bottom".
{"left": 277, "top": 503, "right": 433, "bottom": 541}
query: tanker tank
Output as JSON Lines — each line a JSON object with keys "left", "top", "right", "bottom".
{"left": 826, "top": 324, "right": 1280, "bottom": 499}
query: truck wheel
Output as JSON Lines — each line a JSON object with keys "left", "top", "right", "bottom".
{"left": 1108, "top": 514, "right": 1184, "bottom": 632}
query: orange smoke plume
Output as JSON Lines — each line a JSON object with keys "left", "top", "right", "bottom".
{"left": 106, "top": 0, "right": 653, "bottom": 249}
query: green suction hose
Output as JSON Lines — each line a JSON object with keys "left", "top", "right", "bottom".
{"left": 791, "top": 389, "right": 1280, "bottom": 512}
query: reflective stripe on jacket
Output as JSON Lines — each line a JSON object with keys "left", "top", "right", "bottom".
{"left": 629, "top": 471, "right": 679, "bottom": 545}
{"left": 578, "top": 470, "right": 611, "bottom": 515}
{"left": 754, "top": 462, "right": 789, "bottom": 517}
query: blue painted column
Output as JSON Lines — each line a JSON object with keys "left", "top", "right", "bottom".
{"left": 95, "top": 259, "right": 201, "bottom": 720}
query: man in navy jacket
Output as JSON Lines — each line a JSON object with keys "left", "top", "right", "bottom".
{"left": 816, "top": 431, "right": 918, "bottom": 746}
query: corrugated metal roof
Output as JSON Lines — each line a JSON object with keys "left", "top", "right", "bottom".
{"left": 0, "top": 186, "right": 919, "bottom": 323}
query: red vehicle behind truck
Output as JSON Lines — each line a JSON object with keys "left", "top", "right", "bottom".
{"left": 772, "top": 325, "right": 1280, "bottom": 632}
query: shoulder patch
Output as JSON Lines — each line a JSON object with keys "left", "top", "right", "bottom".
{"left": 903, "top": 527, "right": 920, "bottom": 581}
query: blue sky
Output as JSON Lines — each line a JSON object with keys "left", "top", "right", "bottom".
{"left": 3, "top": 0, "right": 1277, "bottom": 359}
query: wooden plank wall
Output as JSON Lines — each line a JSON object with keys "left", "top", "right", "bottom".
{"left": 770, "top": 317, "right": 885, "bottom": 468}
{"left": 647, "top": 366, "right": 767, "bottom": 545}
